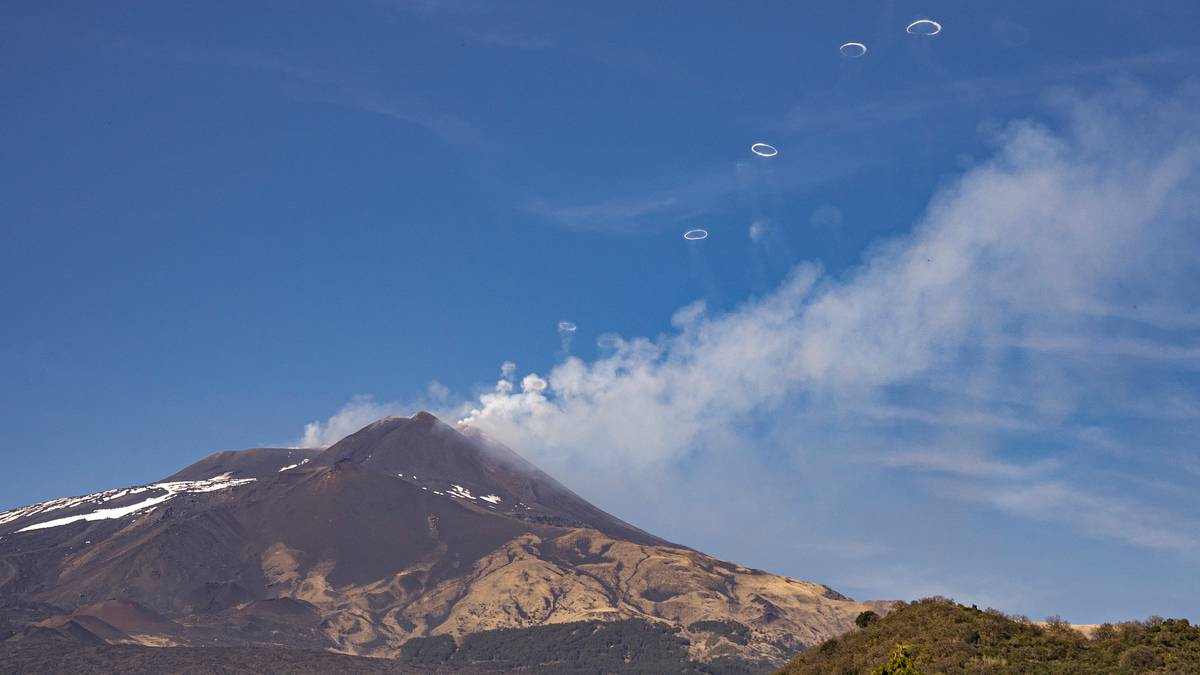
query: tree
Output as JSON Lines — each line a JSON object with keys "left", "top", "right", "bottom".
{"left": 855, "top": 610, "right": 881, "bottom": 629}
{"left": 871, "top": 643, "right": 922, "bottom": 675}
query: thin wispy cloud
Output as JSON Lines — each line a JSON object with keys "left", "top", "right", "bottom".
{"left": 837, "top": 564, "right": 1044, "bottom": 616}
{"left": 881, "top": 451, "right": 1058, "bottom": 481}
{"left": 525, "top": 153, "right": 872, "bottom": 233}
{"left": 382, "top": 0, "right": 492, "bottom": 16}
{"left": 456, "top": 25, "right": 555, "bottom": 50}
{"left": 115, "top": 39, "right": 481, "bottom": 144}
{"left": 520, "top": 49, "right": 1200, "bottom": 236}
{"left": 784, "top": 48, "right": 1200, "bottom": 137}
{"left": 380, "top": 0, "right": 688, "bottom": 81}
{"left": 946, "top": 480, "right": 1198, "bottom": 553}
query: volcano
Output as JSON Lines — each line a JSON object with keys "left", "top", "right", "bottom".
{"left": 0, "top": 413, "right": 884, "bottom": 666}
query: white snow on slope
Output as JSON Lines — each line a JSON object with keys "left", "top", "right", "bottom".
{"left": 0, "top": 485, "right": 152, "bottom": 526}
{"left": 479, "top": 494, "right": 502, "bottom": 504}
{"left": 278, "top": 458, "right": 311, "bottom": 472}
{"left": 8, "top": 473, "right": 255, "bottom": 533}
{"left": 447, "top": 484, "right": 475, "bottom": 500}
{"left": 18, "top": 493, "right": 179, "bottom": 532}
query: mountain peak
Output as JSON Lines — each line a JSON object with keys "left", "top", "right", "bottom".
{"left": 315, "top": 412, "right": 464, "bottom": 467}
{"left": 367, "top": 409, "right": 441, "bottom": 427}
{"left": 309, "top": 415, "right": 669, "bottom": 546}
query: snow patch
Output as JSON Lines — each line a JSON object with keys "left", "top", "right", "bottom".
{"left": 11, "top": 473, "right": 256, "bottom": 533}
{"left": 278, "top": 458, "right": 311, "bottom": 472}
{"left": 0, "top": 486, "right": 152, "bottom": 526}
{"left": 447, "top": 484, "right": 475, "bottom": 500}
{"left": 479, "top": 494, "right": 502, "bottom": 504}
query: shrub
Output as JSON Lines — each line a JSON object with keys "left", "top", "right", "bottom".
{"left": 1118, "top": 644, "right": 1162, "bottom": 671}
{"left": 856, "top": 611, "right": 881, "bottom": 629}
{"left": 871, "top": 644, "right": 922, "bottom": 675}
{"left": 398, "top": 634, "right": 456, "bottom": 663}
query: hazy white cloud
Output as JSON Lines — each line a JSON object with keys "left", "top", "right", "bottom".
{"left": 298, "top": 382, "right": 454, "bottom": 447}
{"left": 300, "top": 395, "right": 404, "bottom": 448}
{"left": 457, "top": 82, "right": 1200, "bottom": 552}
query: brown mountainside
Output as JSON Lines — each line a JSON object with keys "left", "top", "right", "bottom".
{"left": 0, "top": 412, "right": 882, "bottom": 665}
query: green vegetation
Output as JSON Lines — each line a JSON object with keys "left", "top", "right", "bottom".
{"left": 778, "top": 597, "right": 1200, "bottom": 674}
{"left": 871, "top": 644, "right": 921, "bottom": 674}
{"left": 856, "top": 611, "right": 881, "bottom": 629}
{"left": 399, "top": 619, "right": 770, "bottom": 674}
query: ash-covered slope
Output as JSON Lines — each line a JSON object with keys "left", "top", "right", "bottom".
{"left": 1, "top": 457, "right": 547, "bottom": 616}
{"left": 166, "top": 447, "right": 322, "bottom": 481}
{"left": 0, "top": 413, "right": 882, "bottom": 665}
{"left": 309, "top": 412, "right": 668, "bottom": 546}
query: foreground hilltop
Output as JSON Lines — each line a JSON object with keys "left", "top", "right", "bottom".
{"left": 0, "top": 412, "right": 884, "bottom": 668}
{"left": 779, "top": 597, "right": 1200, "bottom": 674}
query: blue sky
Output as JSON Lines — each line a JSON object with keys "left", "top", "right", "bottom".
{"left": 3, "top": 1, "right": 1200, "bottom": 622}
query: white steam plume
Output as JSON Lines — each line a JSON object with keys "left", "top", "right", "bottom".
{"left": 457, "top": 83, "right": 1200, "bottom": 553}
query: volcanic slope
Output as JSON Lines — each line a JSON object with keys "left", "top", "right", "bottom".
{"left": 0, "top": 412, "right": 883, "bottom": 664}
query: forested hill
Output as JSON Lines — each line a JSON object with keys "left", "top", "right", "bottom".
{"left": 777, "top": 598, "right": 1200, "bottom": 674}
